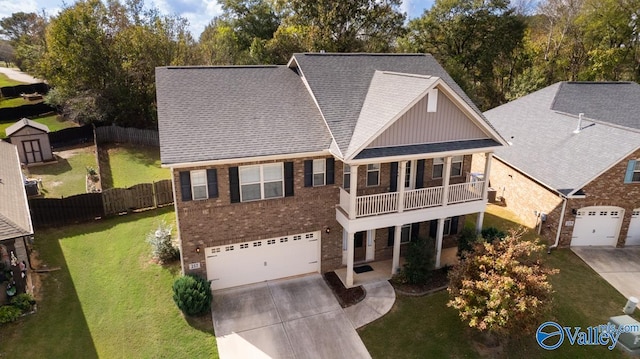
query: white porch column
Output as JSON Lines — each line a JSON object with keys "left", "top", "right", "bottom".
{"left": 441, "top": 157, "right": 452, "bottom": 206}
{"left": 476, "top": 153, "right": 493, "bottom": 233}
{"left": 398, "top": 161, "right": 407, "bottom": 213}
{"left": 348, "top": 165, "right": 359, "bottom": 219}
{"left": 346, "top": 231, "right": 355, "bottom": 287}
{"left": 391, "top": 225, "right": 402, "bottom": 275}
{"left": 435, "top": 218, "right": 445, "bottom": 268}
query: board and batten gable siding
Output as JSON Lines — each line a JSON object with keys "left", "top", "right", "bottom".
{"left": 367, "top": 87, "right": 489, "bottom": 148}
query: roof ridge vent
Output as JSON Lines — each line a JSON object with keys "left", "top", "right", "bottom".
{"left": 573, "top": 113, "right": 584, "bottom": 134}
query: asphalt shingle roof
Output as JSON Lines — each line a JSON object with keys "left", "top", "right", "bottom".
{"left": 551, "top": 82, "right": 640, "bottom": 130}
{"left": 6, "top": 118, "right": 49, "bottom": 137}
{"left": 156, "top": 66, "right": 331, "bottom": 165}
{"left": 485, "top": 82, "right": 640, "bottom": 195}
{"left": 292, "top": 53, "right": 487, "bottom": 155}
{"left": 0, "top": 141, "right": 32, "bottom": 240}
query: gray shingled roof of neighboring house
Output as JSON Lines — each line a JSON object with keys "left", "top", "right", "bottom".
{"left": 345, "top": 71, "right": 439, "bottom": 158}
{"left": 156, "top": 65, "right": 331, "bottom": 165}
{"left": 485, "top": 82, "right": 640, "bottom": 195}
{"left": 0, "top": 141, "right": 32, "bottom": 241}
{"left": 6, "top": 118, "right": 49, "bottom": 137}
{"left": 292, "top": 53, "right": 490, "bottom": 155}
{"left": 551, "top": 82, "right": 640, "bottom": 130}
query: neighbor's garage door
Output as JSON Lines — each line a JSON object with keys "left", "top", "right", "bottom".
{"left": 205, "top": 231, "right": 320, "bottom": 290}
{"left": 571, "top": 206, "right": 624, "bottom": 246}
{"left": 626, "top": 209, "right": 640, "bottom": 246}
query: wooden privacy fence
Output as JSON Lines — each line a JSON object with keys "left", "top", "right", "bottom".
{"left": 29, "top": 179, "right": 173, "bottom": 228}
{"left": 95, "top": 126, "right": 159, "bottom": 146}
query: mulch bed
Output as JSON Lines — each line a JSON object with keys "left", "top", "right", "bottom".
{"left": 323, "top": 271, "right": 366, "bottom": 308}
{"left": 390, "top": 267, "right": 451, "bottom": 296}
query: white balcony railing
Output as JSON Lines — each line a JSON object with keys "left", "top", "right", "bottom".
{"left": 339, "top": 181, "right": 485, "bottom": 218}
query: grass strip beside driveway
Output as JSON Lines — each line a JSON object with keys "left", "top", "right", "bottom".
{"left": 0, "top": 207, "right": 217, "bottom": 358}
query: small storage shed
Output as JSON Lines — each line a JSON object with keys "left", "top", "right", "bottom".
{"left": 5, "top": 118, "right": 53, "bottom": 164}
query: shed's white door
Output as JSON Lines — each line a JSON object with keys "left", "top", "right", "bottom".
{"left": 571, "top": 206, "right": 623, "bottom": 246}
{"left": 626, "top": 210, "right": 640, "bottom": 246}
{"left": 205, "top": 231, "right": 320, "bottom": 290}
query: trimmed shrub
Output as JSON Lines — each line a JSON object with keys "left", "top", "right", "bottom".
{"left": 481, "top": 226, "right": 507, "bottom": 242}
{"left": 10, "top": 293, "right": 35, "bottom": 312}
{"left": 0, "top": 305, "right": 22, "bottom": 324}
{"left": 399, "top": 236, "right": 435, "bottom": 285}
{"left": 457, "top": 226, "right": 480, "bottom": 258}
{"left": 146, "top": 221, "right": 180, "bottom": 264}
{"left": 172, "top": 275, "right": 212, "bottom": 316}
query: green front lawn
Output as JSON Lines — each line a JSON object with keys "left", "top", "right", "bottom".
{"left": 0, "top": 207, "right": 217, "bottom": 358}
{"left": 98, "top": 144, "right": 171, "bottom": 189}
{"left": 0, "top": 72, "right": 24, "bottom": 87}
{"left": 360, "top": 205, "right": 638, "bottom": 358}
{"left": 0, "top": 114, "right": 77, "bottom": 139}
{"left": 28, "top": 145, "right": 98, "bottom": 198}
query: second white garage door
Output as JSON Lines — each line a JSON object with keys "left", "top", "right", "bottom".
{"left": 571, "top": 206, "right": 624, "bottom": 246}
{"left": 205, "top": 231, "right": 320, "bottom": 290}
{"left": 626, "top": 209, "right": 640, "bottom": 246}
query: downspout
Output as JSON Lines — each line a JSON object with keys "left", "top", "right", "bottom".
{"left": 548, "top": 195, "right": 567, "bottom": 254}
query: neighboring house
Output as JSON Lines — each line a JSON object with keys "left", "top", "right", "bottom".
{"left": 156, "top": 53, "right": 508, "bottom": 290}
{"left": 6, "top": 118, "right": 53, "bottom": 165}
{"left": 0, "top": 141, "right": 34, "bottom": 303}
{"left": 473, "top": 81, "right": 640, "bottom": 248}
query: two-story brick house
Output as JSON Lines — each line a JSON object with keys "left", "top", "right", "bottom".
{"left": 156, "top": 53, "right": 508, "bottom": 290}
{"left": 473, "top": 81, "right": 640, "bottom": 249}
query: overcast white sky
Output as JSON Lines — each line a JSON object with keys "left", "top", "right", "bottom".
{"left": 0, "top": 0, "right": 435, "bottom": 40}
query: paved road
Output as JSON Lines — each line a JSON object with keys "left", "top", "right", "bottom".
{"left": 0, "top": 67, "right": 41, "bottom": 83}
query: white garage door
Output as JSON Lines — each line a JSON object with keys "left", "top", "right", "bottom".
{"left": 626, "top": 209, "right": 640, "bottom": 246}
{"left": 571, "top": 206, "right": 624, "bottom": 246}
{"left": 205, "top": 231, "right": 320, "bottom": 290}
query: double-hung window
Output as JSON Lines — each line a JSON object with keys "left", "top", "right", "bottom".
{"left": 343, "top": 164, "right": 351, "bottom": 189}
{"left": 313, "top": 159, "right": 326, "bottom": 186}
{"left": 400, "top": 224, "right": 412, "bottom": 243}
{"left": 191, "top": 170, "right": 208, "bottom": 200}
{"left": 633, "top": 161, "right": 640, "bottom": 182}
{"left": 239, "top": 163, "right": 283, "bottom": 202}
{"left": 367, "top": 164, "right": 380, "bottom": 186}
{"left": 433, "top": 156, "right": 464, "bottom": 178}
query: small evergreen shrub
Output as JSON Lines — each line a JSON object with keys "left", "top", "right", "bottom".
{"left": 146, "top": 221, "right": 180, "bottom": 264}
{"left": 0, "top": 305, "right": 22, "bottom": 324}
{"left": 481, "top": 226, "right": 507, "bottom": 242}
{"left": 457, "top": 226, "right": 480, "bottom": 258}
{"left": 172, "top": 275, "right": 212, "bottom": 316}
{"left": 10, "top": 293, "right": 35, "bottom": 312}
{"left": 400, "top": 236, "right": 435, "bottom": 285}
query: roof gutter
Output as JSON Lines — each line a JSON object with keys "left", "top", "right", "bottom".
{"left": 162, "top": 150, "right": 332, "bottom": 169}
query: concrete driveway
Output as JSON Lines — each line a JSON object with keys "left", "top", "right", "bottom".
{"left": 572, "top": 247, "right": 640, "bottom": 307}
{"left": 211, "top": 274, "right": 372, "bottom": 359}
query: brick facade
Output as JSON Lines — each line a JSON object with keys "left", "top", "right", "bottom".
{"left": 473, "top": 148, "right": 640, "bottom": 247}
{"left": 176, "top": 155, "right": 473, "bottom": 278}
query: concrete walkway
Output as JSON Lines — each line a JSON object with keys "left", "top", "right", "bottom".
{"left": 571, "top": 247, "right": 640, "bottom": 308}
{"left": 344, "top": 280, "right": 395, "bottom": 329}
{"left": 211, "top": 274, "right": 372, "bottom": 359}
{"left": 0, "top": 67, "right": 41, "bottom": 83}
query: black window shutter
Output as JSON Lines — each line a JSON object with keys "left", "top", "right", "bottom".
{"left": 179, "top": 171, "right": 192, "bottom": 201}
{"left": 450, "top": 216, "right": 459, "bottom": 235}
{"left": 206, "top": 169, "right": 218, "bottom": 198}
{"left": 284, "top": 162, "right": 294, "bottom": 197}
{"left": 387, "top": 226, "right": 395, "bottom": 247}
{"left": 229, "top": 167, "right": 240, "bottom": 203}
{"left": 416, "top": 159, "right": 425, "bottom": 189}
{"left": 326, "top": 158, "right": 335, "bottom": 185}
{"left": 304, "top": 160, "right": 313, "bottom": 187}
{"left": 411, "top": 222, "right": 420, "bottom": 241}
{"left": 429, "top": 219, "right": 438, "bottom": 239}
{"left": 389, "top": 162, "right": 398, "bottom": 192}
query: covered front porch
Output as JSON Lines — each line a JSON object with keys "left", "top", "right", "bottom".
{"left": 334, "top": 247, "right": 458, "bottom": 288}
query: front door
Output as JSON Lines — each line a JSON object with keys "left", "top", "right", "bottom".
{"left": 22, "top": 139, "right": 42, "bottom": 164}
{"left": 354, "top": 231, "right": 366, "bottom": 262}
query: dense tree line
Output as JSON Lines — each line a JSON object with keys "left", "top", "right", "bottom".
{"left": 1, "top": 0, "right": 638, "bottom": 127}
